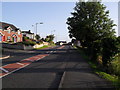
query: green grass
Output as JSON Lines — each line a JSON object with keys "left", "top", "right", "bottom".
{"left": 35, "top": 44, "right": 56, "bottom": 50}
{"left": 74, "top": 46, "right": 120, "bottom": 89}
{"left": 95, "top": 71, "right": 120, "bottom": 88}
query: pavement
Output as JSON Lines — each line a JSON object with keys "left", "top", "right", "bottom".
{"left": 1, "top": 45, "right": 116, "bottom": 89}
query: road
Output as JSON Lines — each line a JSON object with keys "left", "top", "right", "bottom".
{"left": 2, "top": 46, "right": 59, "bottom": 65}
{"left": 2, "top": 45, "right": 115, "bottom": 89}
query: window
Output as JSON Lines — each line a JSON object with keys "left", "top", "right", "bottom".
{"left": 18, "top": 30, "right": 20, "bottom": 35}
{"left": 7, "top": 36, "right": 11, "bottom": 40}
{"left": 18, "top": 37, "right": 20, "bottom": 42}
{"left": 8, "top": 30, "right": 10, "bottom": 33}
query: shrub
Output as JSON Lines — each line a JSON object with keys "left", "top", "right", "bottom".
{"left": 102, "top": 37, "right": 118, "bottom": 66}
{"left": 109, "top": 53, "right": 120, "bottom": 76}
{"left": 29, "top": 41, "right": 36, "bottom": 46}
{"left": 23, "top": 36, "right": 29, "bottom": 41}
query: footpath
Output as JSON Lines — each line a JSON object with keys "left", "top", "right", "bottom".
{"left": 59, "top": 46, "right": 115, "bottom": 89}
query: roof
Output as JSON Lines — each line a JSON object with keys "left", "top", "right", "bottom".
{"left": 22, "top": 30, "right": 34, "bottom": 34}
{"left": 58, "top": 41, "right": 67, "bottom": 43}
{"left": 0, "top": 22, "right": 19, "bottom": 31}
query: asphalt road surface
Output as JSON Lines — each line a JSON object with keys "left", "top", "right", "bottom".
{"left": 2, "top": 45, "right": 115, "bottom": 90}
{"left": 2, "top": 46, "right": 59, "bottom": 65}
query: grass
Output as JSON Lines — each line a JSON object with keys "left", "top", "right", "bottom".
{"left": 95, "top": 71, "right": 120, "bottom": 88}
{"left": 35, "top": 44, "right": 56, "bottom": 50}
{"left": 74, "top": 46, "right": 120, "bottom": 89}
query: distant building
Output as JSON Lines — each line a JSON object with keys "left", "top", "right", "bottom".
{"left": 22, "top": 30, "right": 35, "bottom": 40}
{"left": 0, "top": 22, "right": 23, "bottom": 43}
{"left": 56, "top": 41, "right": 67, "bottom": 45}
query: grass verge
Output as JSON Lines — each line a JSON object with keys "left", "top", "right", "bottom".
{"left": 35, "top": 44, "right": 56, "bottom": 50}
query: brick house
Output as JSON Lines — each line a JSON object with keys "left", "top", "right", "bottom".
{"left": 0, "top": 22, "right": 23, "bottom": 43}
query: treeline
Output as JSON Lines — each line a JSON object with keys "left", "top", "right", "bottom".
{"left": 67, "top": 0, "right": 120, "bottom": 77}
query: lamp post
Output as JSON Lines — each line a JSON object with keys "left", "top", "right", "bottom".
{"left": 36, "top": 22, "right": 43, "bottom": 35}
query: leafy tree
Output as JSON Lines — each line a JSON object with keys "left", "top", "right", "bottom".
{"left": 41, "top": 38, "right": 45, "bottom": 41}
{"left": 45, "top": 35, "right": 54, "bottom": 42}
{"left": 66, "top": 0, "right": 116, "bottom": 62}
{"left": 117, "top": 36, "right": 120, "bottom": 53}
{"left": 35, "top": 34, "right": 40, "bottom": 40}
{"left": 67, "top": 1, "right": 116, "bottom": 46}
{"left": 102, "top": 37, "right": 118, "bottom": 66}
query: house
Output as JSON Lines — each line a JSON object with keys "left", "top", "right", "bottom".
{"left": 22, "top": 30, "right": 35, "bottom": 40}
{"left": 56, "top": 41, "right": 67, "bottom": 45}
{"left": 0, "top": 22, "right": 23, "bottom": 43}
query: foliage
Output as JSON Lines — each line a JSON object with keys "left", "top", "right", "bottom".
{"left": 109, "top": 53, "right": 120, "bottom": 77}
{"left": 41, "top": 38, "right": 45, "bottom": 42}
{"left": 45, "top": 35, "right": 54, "bottom": 42}
{"left": 69, "top": 1, "right": 120, "bottom": 88}
{"left": 67, "top": 1, "right": 116, "bottom": 46}
{"left": 67, "top": 0, "right": 117, "bottom": 66}
{"left": 35, "top": 34, "right": 40, "bottom": 40}
{"left": 23, "top": 36, "right": 29, "bottom": 41}
{"left": 96, "top": 71, "right": 120, "bottom": 88}
{"left": 77, "top": 46, "right": 120, "bottom": 88}
{"left": 35, "top": 45, "right": 49, "bottom": 50}
{"left": 102, "top": 37, "right": 118, "bottom": 66}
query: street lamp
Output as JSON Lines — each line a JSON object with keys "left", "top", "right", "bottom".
{"left": 36, "top": 22, "right": 43, "bottom": 35}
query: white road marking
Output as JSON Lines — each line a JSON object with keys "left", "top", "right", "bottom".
{"left": 50, "top": 51, "right": 53, "bottom": 53}
{"left": 16, "top": 63, "right": 24, "bottom": 66}
{"left": 0, "top": 67, "right": 9, "bottom": 73}
{"left": 0, "top": 54, "right": 50, "bottom": 78}
{"left": 0, "top": 64, "right": 29, "bottom": 78}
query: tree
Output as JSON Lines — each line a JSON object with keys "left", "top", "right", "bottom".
{"left": 66, "top": 0, "right": 116, "bottom": 62}
{"left": 35, "top": 34, "right": 40, "bottom": 40}
{"left": 45, "top": 35, "right": 54, "bottom": 42}
{"left": 102, "top": 37, "right": 118, "bottom": 66}
{"left": 67, "top": 1, "right": 116, "bottom": 46}
{"left": 66, "top": 0, "right": 118, "bottom": 68}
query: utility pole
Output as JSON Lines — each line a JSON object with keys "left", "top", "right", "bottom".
{"left": 35, "top": 22, "right": 43, "bottom": 35}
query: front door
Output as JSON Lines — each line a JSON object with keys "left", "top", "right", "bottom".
{"left": 12, "top": 37, "right": 17, "bottom": 43}
{"left": 12, "top": 37, "right": 14, "bottom": 42}
{"left": 2, "top": 36, "right": 5, "bottom": 42}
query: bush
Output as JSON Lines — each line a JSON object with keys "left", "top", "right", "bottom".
{"left": 109, "top": 53, "right": 120, "bottom": 76}
{"left": 102, "top": 37, "right": 118, "bottom": 66}
{"left": 29, "top": 41, "right": 36, "bottom": 46}
{"left": 23, "top": 36, "right": 29, "bottom": 41}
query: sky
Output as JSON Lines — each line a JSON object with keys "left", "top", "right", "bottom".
{"left": 1, "top": 1, "right": 119, "bottom": 42}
